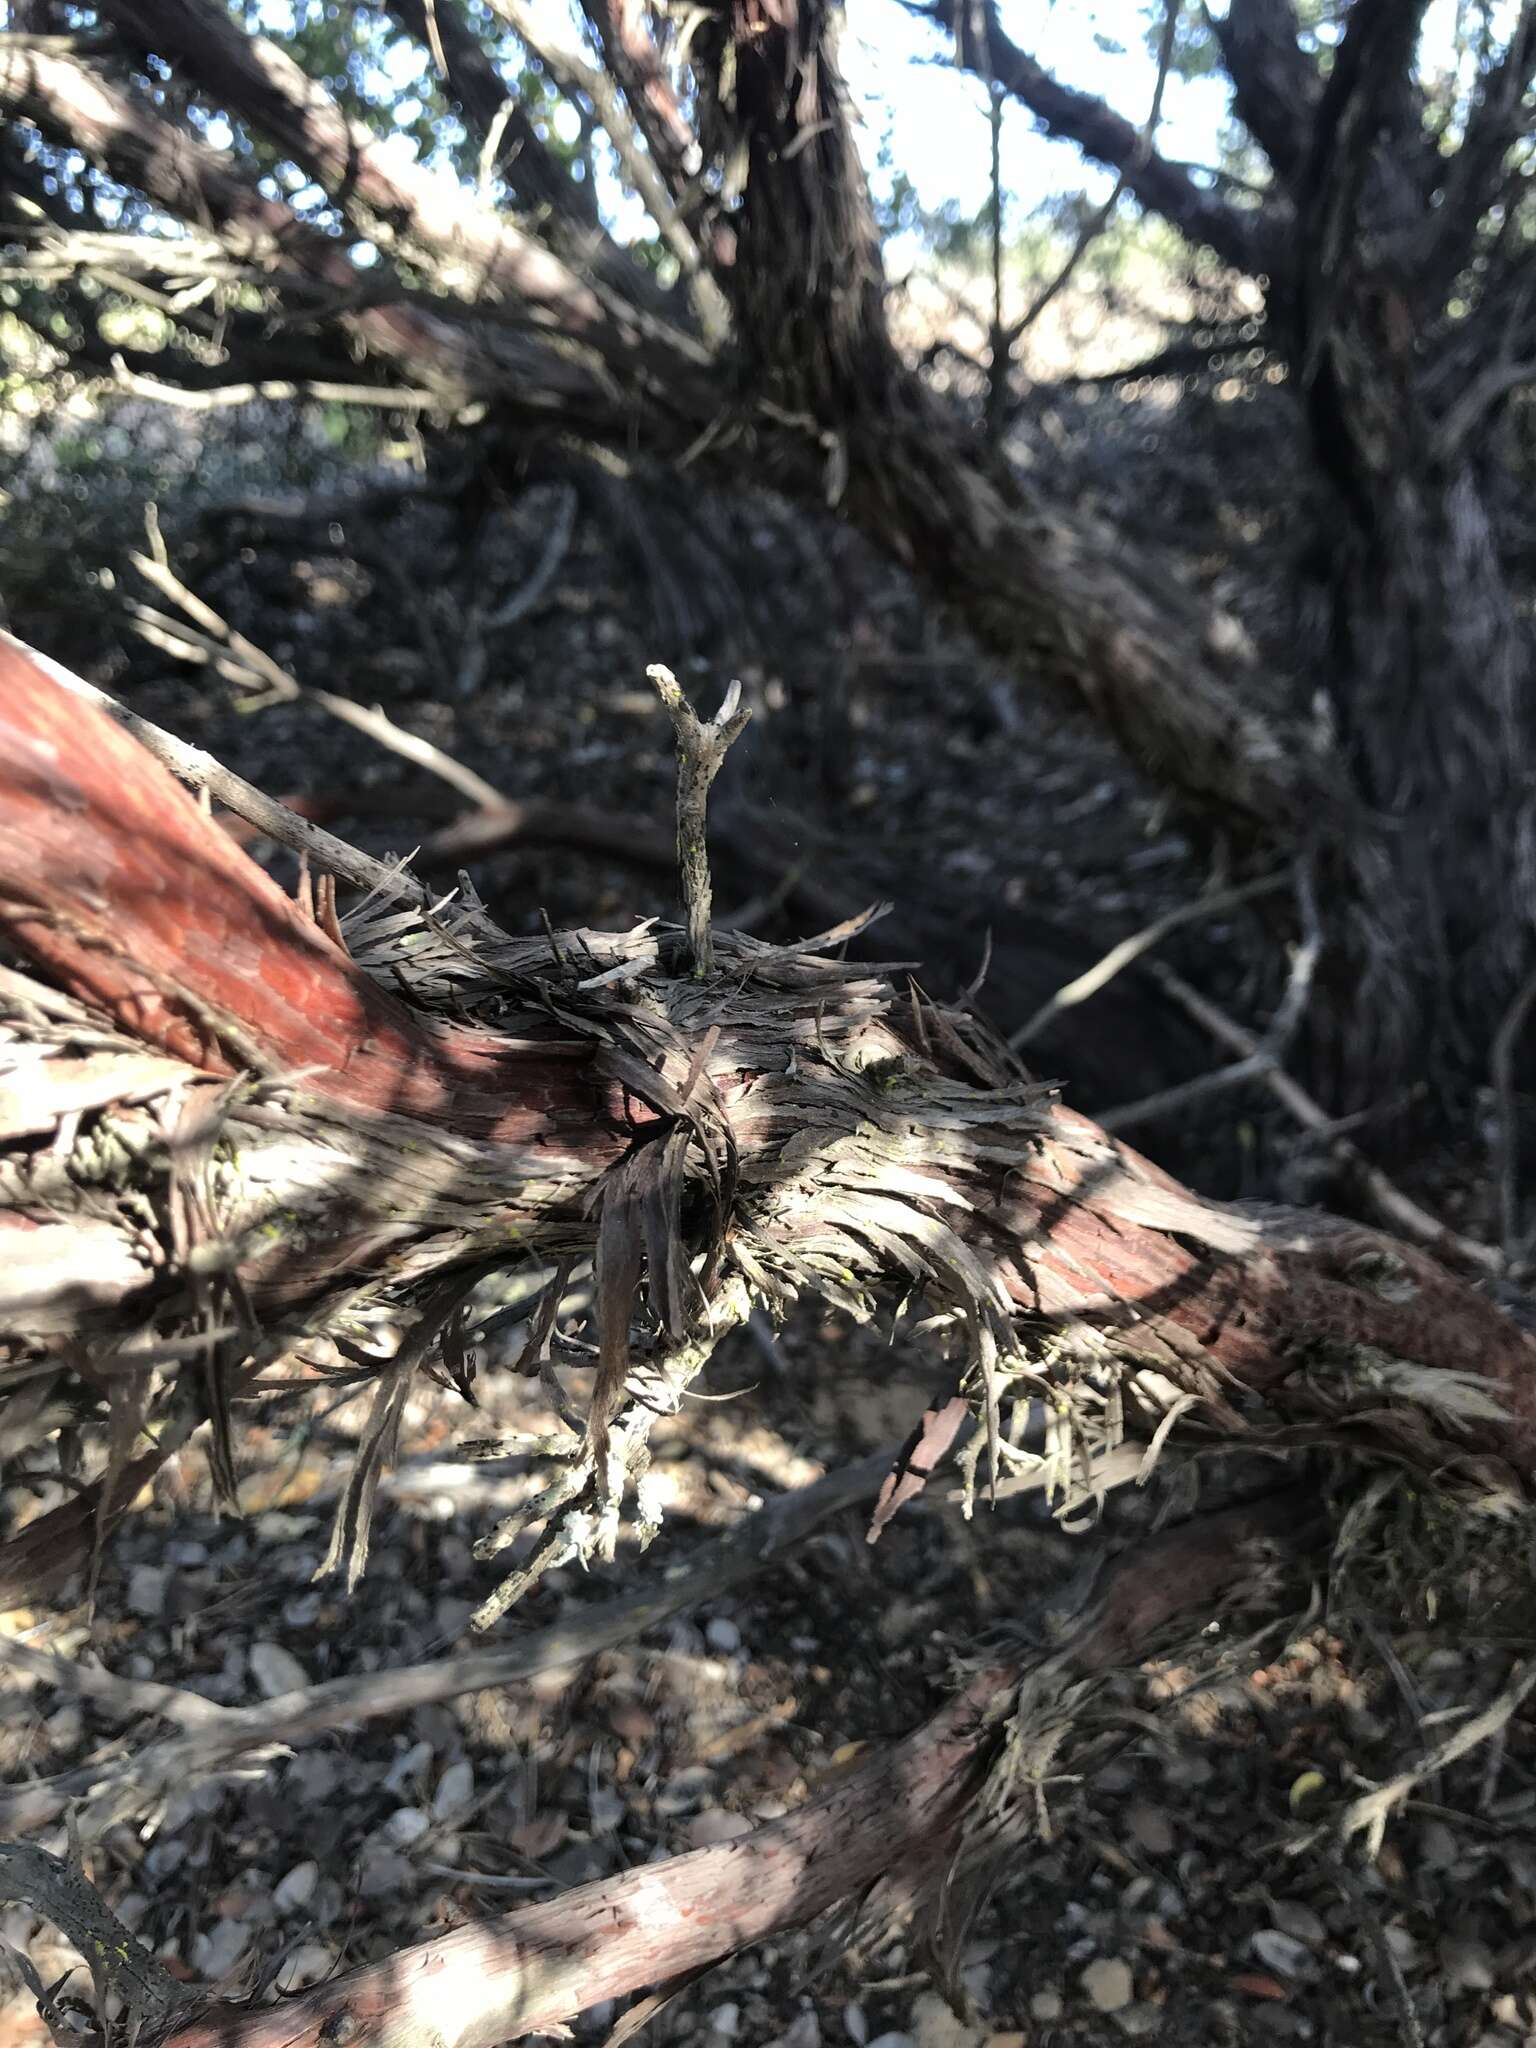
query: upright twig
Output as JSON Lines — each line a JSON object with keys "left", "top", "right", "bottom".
{"left": 646, "top": 665, "right": 751, "bottom": 975}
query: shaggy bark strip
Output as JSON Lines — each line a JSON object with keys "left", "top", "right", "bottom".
{"left": 3, "top": 629, "right": 1534, "bottom": 1628}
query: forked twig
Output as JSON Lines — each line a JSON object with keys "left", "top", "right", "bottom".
{"left": 647, "top": 665, "right": 752, "bottom": 974}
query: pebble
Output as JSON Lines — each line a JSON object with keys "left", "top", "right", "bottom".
{"left": 432, "top": 1759, "right": 475, "bottom": 1822}
{"left": 686, "top": 1808, "right": 754, "bottom": 1848}
{"left": 1028, "top": 1991, "right": 1063, "bottom": 2022}
{"left": 1251, "top": 1930, "right": 1316, "bottom": 1980}
{"left": 273, "top": 1861, "right": 319, "bottom": 1913}
{"left": 844, "top": 2003, "right": 869, "bottom": 2044}
{"left": 866, "top": 2035, "right": 915, "bottom": 2048}
{"left": 273, "top": 1942, "right": 335, "bottom": 1993}
{"left": 710, "top": 2003, "right": 741, "bottom": 2037}
{"left": 248, "top": 1641, "right": 309, "bottom": 1699}
{"left": 772, "top": 2016, "right": 820, "bottom": 2048}
{"left": 128, "top": 1565, "right": 168, "bottom": 1619}
{"left": 192, "top": 1919, "right": 252, "bottom": 1982}
{"left": 1439, "top": 1934, "right": 1495, "bottom": 1991}
{"left": 911, "top": 1991, "right": 983, "bottom": 2047}
{"left": 1127, "top": 1803, "right": 1175, "bottom": 1856}
{"left": 385, "top": 1807, "right": 432, "bottom": 1848}
{"left": 705, "top": 1617, "right": 743, "bottom": 1654}
{"left": 1270, "top": 1901, "right": 1327, "bottom": 1946}
{"left": 1081, "top": 1957, "right": 1135, "bottom": 2013}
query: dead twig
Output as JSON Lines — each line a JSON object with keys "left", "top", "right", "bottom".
{"left": 128, "top": 533, "right": 509, "bottom": 815}
{"left": 1146, "top": 959, "right": 1502, "bottom": 1275}
{"left": 0, "top": 1449, "right": 893, "bottom": 1839}
{"left": 1008, "top": 870, "right": 1286, "bottom": 1050}
{"left": 646, "top": 665, "right": 751, "bottom": 974}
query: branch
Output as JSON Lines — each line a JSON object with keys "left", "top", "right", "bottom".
{"left": 926, "top": 0, "right": 1277, "bottom": 279}
{"left": 580, "top": 0, "right": 702, "bottom": 200}
{"left": 0, "top": 1451, "right": 895, "bottom": 1839}
{"left": 483, "top": 0, "right": 730, "bottom": 343}
{"left": 647, "top": 665, "right": 751, "bottom": 973}
{"left": 9, "top": 1497, "right": 1310, "bottom": 2048}
{"left": 94, "top": 0, "right": 635, "bottom": 350}
{"left": 1415, "top": 0, "right": 1536, "bottom": 296}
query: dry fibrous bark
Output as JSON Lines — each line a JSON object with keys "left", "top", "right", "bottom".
{"left": 3, "top": 626, "right": 1534, "bottom": 1607}
{"left": 3, "top": 627, "right": 1536, "bottom": 2035}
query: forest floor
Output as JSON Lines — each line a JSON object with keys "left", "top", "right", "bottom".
{"left": 2, "top": 429, "right": 1533, "bottom": 2048}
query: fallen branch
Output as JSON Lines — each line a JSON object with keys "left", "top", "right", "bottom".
{"left": 0, "top": 1450, "right": 893, "bottom": 1838}
{"left": 5, "top": 1495, "right": 1311, "bottom": 2048}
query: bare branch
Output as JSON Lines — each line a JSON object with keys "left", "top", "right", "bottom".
{"left": 923, "top": 0, "right": 1277, "bottom": 279}
{"left": 484, "top": 0, "right": 730, "bottom": 343}
{"left": 647, "top": 665, "right": 751, "bottom": 974}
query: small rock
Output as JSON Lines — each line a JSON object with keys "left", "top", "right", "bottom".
{"left": 575, "top": 1788, "right": 619, "bottom": 1836}
{"left": 710, "top": 2003, "right": 741, "bottom": 2037}
{"left": 358, "top": 1849, "right": 414, "bottom": 1897}
{"left": 1439, "top": 1934, "right": 1495, "bottom": 1991}
{"left": 1081, "top": 1958, "right": 1134, "bottom": 2014}
{"left": 1251, "top": 1930, "right": 1315, "bottom": 1980}
{"left": 385, "top": 1807, "right": 431, "bottom": 1848}
{"left": 844, "top": 2003, "right": 869, "bottom": 2044}
{"left": 1270, "top": 1901, "right": 1326, "bottom": 1946}
{"left": 273, "top": 1942, "right": 334, "bottom": 1993}
{"left": 705, "top": 1617, "right": 742, "bottom": 1654}
{"left": 686, "top": 1809, "right": 754, "bottom": 1849}
{"left": 128, "top": 1565, "right": 167, "bottom": 1618}
{"left": 288, "top": 1752, "right": 339, "bottom": 1802}
{"left": 911, "top": 1992, "right": 982, "bottom": 2047}
{"left": 772, "top": 2016, "right": 820, "bottom": 2048}
{"left": 383, "top": 1738, "right": 435, "bottom": 1794}
{"left": 273, "top": 1861, "right": 319, "bottom": 1914}
{"left": 432, "top": 1760, "right": 475, "bottom": 1822}
{"left": 248, "top": 1642, "right": 309, "bottom": 1699}
{"left": 1029, "top": 1991, "right": 1063, "bottom": 2022}
{"left": 255, "top": 1511, "right": 317, "bottom": 1542}
{"left": 866, "top": 2036, "right": 915, "bottom": 2048}
{"left": 1114, "top": 2006, "right": 1162, "bottom": 2039}
{"left": 146, "top": 1838, "right": 188, "bottom": 1880}
{"left": 1383, "top": 1925, "right": 1420, "bottom": 1971}
{"left": 192, "top": 1919, "right": 252, "bottom": 1983}
{"left": 1417, "top": 1819, "right": 1459, "bottom": 1869}
{"left": 1127, "top": 1803, "right": 1175, "bottom": 1856}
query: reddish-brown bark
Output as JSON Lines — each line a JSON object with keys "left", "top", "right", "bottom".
{"left": 0, "top": 640, "right": 624, "bottom": 1155}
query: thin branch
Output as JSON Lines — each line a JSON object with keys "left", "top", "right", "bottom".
{"left": 484, "top": 0, "right": 730, "bottom": 344}
{"left": 1004, "top": 0, "right": 1183, "bottom": 350}
{"left": 1148, "top": 958, "right": 1502, "bottom": 1274}
{"left": 127, "top": 539, "right": 510, "bottom": 814}
{"left": 1009, "top": 869, "right": 1287, "bottom": 1050}
{"left": 0, "top": 1451, "right": 893, "bottom": 1839}
{"left": 1491, "top": 966, "right": 1536, "bottom": 1268}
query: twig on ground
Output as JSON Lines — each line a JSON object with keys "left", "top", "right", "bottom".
{"left": 1147, "top": 959, "right": 1502, "bottom": 1274}
{"left": 455, "top": 481, "right": 579, "bottom": 697}
{"left": 646, "top": 666, "right": 751, "bottom": 974}
{"left": 1334, "top": 1660, "right": 1536, "bottom": 1859}
{"left": 1007, "top": 870, "right": 1286, "bottom": 1050}
{"left": 0, "top": 1450, "right": 893, "bottom": 1839}
{"left": 1100, "top": 882, "right": 1319, "bottom": 1132}
{"left": 128, "top": 541, "right": 509, "bottom": 814}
